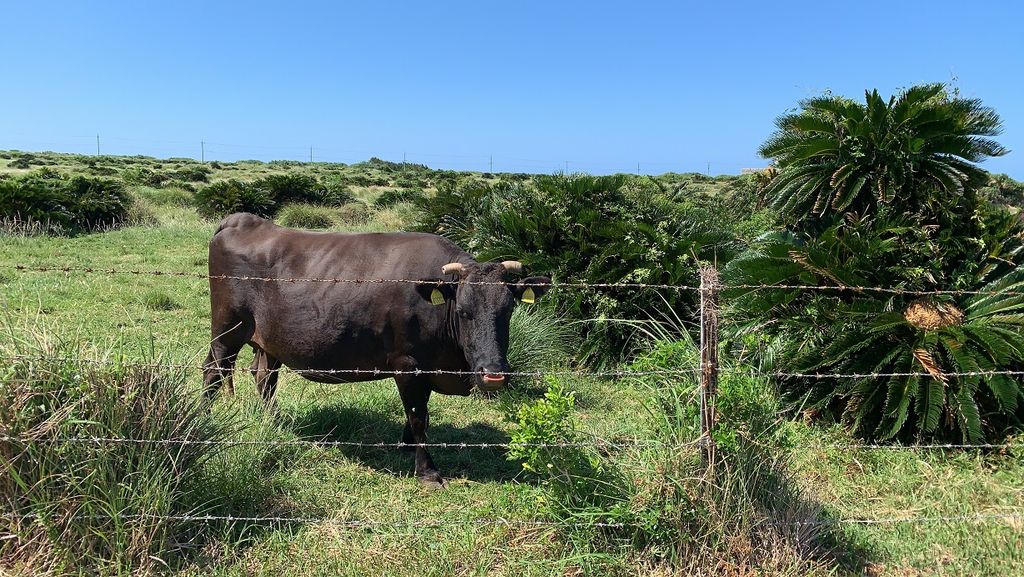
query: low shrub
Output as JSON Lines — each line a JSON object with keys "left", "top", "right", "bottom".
{"left": 373, "top": 187, "right": 425, "bottom": 208}
{"left": 171, "top": 165, "right": 211, "bottom": 183}
{"left": 133, "top": 185, "right": 194, "bottom": 208}
{"left": 122, "top": 166, "right": 170, "bottom": 187}
{"left": 502, "top": 340, "right": 853, "bottom": 573}
{"left": 124, "top": 197, "right": 160, "bottom": 227}
{"left": 416, "top": 175, "right": 741, "bottom": 364}
{"left": 0, "top": 170, "right": 132, "bottom": 234}
{"left": 276, "top": 203, "right": 338, "bottom": 229}
{"left": 194, "top": 179, "right": 275, "bottom": 219}
{"left": 335, "top": 202, "right": 371, "bottom": 225}
{"left": 65, "top": 175, "right": 133, "bottom": 230}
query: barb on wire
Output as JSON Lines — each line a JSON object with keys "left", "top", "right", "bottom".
{"left": 0, "top": 434, "right": 697, "bottom": 451}
{"left": 1, "top": 353, "right": 702, "bottom": 379}
{"left": 0, "top": 264, "right": 697, "bottom": 291}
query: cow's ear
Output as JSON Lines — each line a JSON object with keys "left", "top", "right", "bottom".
{"left": 415, "top": 279, "right": 455, "bottom": 305}
{"left": 513, "top": 276, "right": 551, "bottom": 304}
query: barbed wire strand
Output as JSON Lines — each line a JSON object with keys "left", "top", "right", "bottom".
{"left": 725, "top": 283, "right": 1024, "bottom": 297}
{"left": 0, "top": 264, "right": 696, "bottom": 291}
{"left": 0, "top": 434, "right": 697, "bottom": 451}
{"left": 0, "top": 353, "right": 700, "bottom": 379}
{"left": 720, "top": 367, "right": 1024, "bottom": 379}
{"left": 9, "top": 263, "right": 1024, "bottom": 297}
{"left": 12, "top": 354, "right": 1024, "bottom": 380}
{"left": 18, "top": 511, "right": 1023, "bottom": 528}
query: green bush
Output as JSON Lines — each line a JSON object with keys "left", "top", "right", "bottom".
{"left": 194, "top": 179, "right": 275, "bottom": 219}
{"left": 122, "top": 166, "right": 170, "bottom": 187}
{"left": 276, "top": 203, "right": 338, "bottom": 229}
{"left": 373, "top": 187, "right": 425, "bottom": 208}
{"left": 171, "top": 164, "right": 211, "bottom": 183}
{"left": 0, "top": 170, "right": 132, "bottom": 233}
{"left": 254, "top": 173, "right": 324, "bottom": 204}
{"left": 65, "top": 175, "right": 132, "bottom": 230}
{"left": 133, "top": 185, "right": 194, "bottom": 208}
{"left": 416, "top": 175, "right": 742, "bottom": 363}
{"left": 335, "top": 201, "right": 371, "bottom": 225}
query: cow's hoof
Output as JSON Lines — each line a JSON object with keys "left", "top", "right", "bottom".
{"left": 417, "top": 470, "right": 446, "bottom": 489}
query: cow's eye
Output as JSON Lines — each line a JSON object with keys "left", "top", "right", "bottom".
{"left": 457, "top": 307, "right": 474, "bottom": 320}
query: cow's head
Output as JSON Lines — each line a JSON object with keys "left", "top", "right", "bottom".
{"left": 416, "top": 260, "right": 550, "bottom": 392}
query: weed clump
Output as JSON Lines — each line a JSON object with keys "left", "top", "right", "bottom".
{"left": 276, "top": 203, "right": 338, "bottom": 229}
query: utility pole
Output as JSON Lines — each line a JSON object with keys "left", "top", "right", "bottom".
{"left": 310, "top": 146, "right": 313, "bottom": 163}
{"left": 201, "top": 141, "right": 205, "bottom": 163}
{"left": 707, "top": 161, "right": 710, "bottom": 176}
{"left": 637, "top": 162, "right": 640, "bottom": 176}
{"left": 489, "top": 155, "right": 493, "bottom": 172}
{"left": 96, "top": 134, "right": 100, "bottom": 155}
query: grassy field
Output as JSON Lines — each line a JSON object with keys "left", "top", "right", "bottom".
{"left": 1, "top": 156, "right": 1023, "bottom": 575}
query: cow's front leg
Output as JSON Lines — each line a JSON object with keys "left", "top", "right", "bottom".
{"left": 395, "top": 377, "right": 445, "bottom": 488}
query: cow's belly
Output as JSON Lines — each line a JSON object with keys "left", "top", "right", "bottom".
{"left": 246, "top": 297, "right": 471, "bottom": 393}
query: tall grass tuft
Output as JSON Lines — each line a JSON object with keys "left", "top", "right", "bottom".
{"left": 506, "top": 306, "right": 580, "bottom": 386}
{"left": 0, "top": 333, "right": 230, "bottom": 575}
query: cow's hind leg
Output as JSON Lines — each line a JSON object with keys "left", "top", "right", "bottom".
{"left": 250, "top": 346, "right": 282, "bottom": 406}
{"left": 395, "top": 376, "right": 444, "bottom": 488}
{"left": 203, "top": 318, "right": 252, "bottom": 401}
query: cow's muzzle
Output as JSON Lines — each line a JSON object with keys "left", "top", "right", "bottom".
{"left": 479, "top": 372, "right": 508, "bottom": 392}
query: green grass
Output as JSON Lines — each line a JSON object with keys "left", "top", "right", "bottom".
{"left": 0, "top": 156, "right": 1022, "bottom": 575}
{"left": 784, "top": 425, "right": 1024, "bottom": 575}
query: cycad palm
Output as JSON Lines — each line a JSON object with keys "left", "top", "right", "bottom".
{"left": 759, "top": 84, "right": 1006, "bottom": 226}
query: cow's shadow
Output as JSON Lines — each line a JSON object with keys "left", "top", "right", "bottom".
{"left": 282, "top": 403, "right": 527, "bottom": 484}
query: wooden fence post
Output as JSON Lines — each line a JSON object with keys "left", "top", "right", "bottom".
{"left": 699, "top": 264, "right": 720, "bottom": 470}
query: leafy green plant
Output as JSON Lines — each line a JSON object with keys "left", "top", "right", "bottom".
{"left": 0, "top": 169, "right": 132, "bottom": 233}
{"left": 121, "top": 166, "right": 170, "bottom": 187}
{"left": 730, "top": 84, "right": 1024, "bottom": 442}
{"left": 726, "top": 211, "right": 1024, "bottom": 441}
{"left": 506, "top": 377, "right": 634, "bottom": 531}
{"left": 373, "top": 187, "right": 425, "bottom": 208}
{"left": 760, "top": 83, "right": 1005, "bottom": 231}
{"left": 416, "top": 175, "right": 742, "bottom": 363}
{"left": 194, "top": 179, "right": 275, "bottom": 218}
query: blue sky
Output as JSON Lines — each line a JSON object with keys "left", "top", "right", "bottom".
{"left": 2, "top": 1, "right": 1022, "bottom": 177}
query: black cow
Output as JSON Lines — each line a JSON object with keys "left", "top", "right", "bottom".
{"left": 202, "top": 212, "right": 550, "bottom": 486}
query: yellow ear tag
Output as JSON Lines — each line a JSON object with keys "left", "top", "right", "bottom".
{"left": 521, "top": 287, "right": 536, "bottom": 304}
{"left": 430, "top": 288, "right": 445, "bottom": 305}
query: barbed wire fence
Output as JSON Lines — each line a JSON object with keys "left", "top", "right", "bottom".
{"left": 1, "top": 262, "right": 1023, "bottom": 534}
